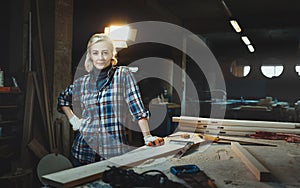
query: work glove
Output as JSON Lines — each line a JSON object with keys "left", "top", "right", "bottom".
{"left": 144, "top": 135, "right": 164, "bottom": 146}
{"left": 69, "top": 115, "right": 82, "bottom": 131}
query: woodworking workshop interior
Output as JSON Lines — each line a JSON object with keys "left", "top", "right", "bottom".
{"left": 1, "top": 0, "right": 300, "bottom": 187}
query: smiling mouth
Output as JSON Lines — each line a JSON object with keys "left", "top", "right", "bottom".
{"left": 95, "top": 61, "right": 106, "bottom": 64}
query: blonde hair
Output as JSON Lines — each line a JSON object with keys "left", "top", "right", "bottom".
{"left": 84, "top": 33, "right": 118, "bottom": 72}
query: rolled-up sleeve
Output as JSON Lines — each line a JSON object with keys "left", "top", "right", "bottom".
{"left": 123, "top": 68, "right": 149, "bottom": 121}
{"left": 57, "top": 84, "right": 74, "bottom": 113}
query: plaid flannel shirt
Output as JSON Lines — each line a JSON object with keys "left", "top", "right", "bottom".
{"left": 57, "top": 66, "right": 149, "bottom": 163}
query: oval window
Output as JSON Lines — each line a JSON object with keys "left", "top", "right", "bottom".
{"left": 295, "top": 64, "right": 300, "bottom": 76}
{"left": 230, "top": 59, "right": 251, "bottom": 77}
{"left": 261, "top": 58, "right": 284, "bottom": 78}
{"left": 261, "top": 65, "right": 284, "bottom": 78}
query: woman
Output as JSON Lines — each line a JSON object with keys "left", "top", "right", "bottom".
{"left": 58, "top": 33, "right": 164, "bottom": 167}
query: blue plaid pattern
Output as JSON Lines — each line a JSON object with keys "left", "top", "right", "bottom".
{"left": 58, "top": 66, "right": 149, "bottom": 164}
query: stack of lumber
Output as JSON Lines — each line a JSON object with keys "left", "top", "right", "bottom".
{"left": 173, "top": 116, "right": 300, "bottom": 137}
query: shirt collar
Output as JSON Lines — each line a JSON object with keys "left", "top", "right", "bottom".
{"left": 90, "top": 64, "right": 113, "bottom": 80}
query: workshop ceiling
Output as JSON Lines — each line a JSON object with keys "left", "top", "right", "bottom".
{"left": 152, "top": 0, "right": 300, "bottom": 32}
{"left": 74, "top": 0, "right": 300, "bottom": 55}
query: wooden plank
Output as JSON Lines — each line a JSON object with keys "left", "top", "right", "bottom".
{"left": 42, "top": 132, "right": 203, "bottom": 187}
{"left": 179, "top": 122, "right": 300, "bottom": 134}
{"left": 54, "top": 118, "right": 63, "bottom": 154}
{"left": 27, "top": 138, "right": 49, "bottom": 159}
{"left": 42, "top": 144, "right": 184, "bottom": 187}
{"left": 32, "top": 72, "right": 48, "bottom": 133}
{"left": 231, "top": 142, "right": 271, "bottom": 181}
{"left": 35, "top": 0, "right": 54, "bottom": 151}
{"left": 173, "top": 116, "right": 300, "bottom": 129}
{"left": 179, "top": 126, "right": 256, "bottom": 136}
{"left": 108, "top": 143, "right": 184, "bottom": 166}
{"left": 42, "top": 160, "right": 114, "bottom": 188}
{"left": 21, "top": 73, "right": 35, "bottom": 168}
{"left": 215, "top": 126, "right": 300, "bottom": 134}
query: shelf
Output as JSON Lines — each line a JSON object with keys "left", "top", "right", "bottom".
{"left": 0, "top": 87, "right": 21, "bottom": 93}
{"left": 0, "top": 91, "right": 23, "bottom": 166}
{"left": 0, "top": 105, "right": 18, "bottom": 109}
{"left": 0, "top": 120, "right": 18, "bottom": 126}
{"left": 0, "top": 145, "right": 15, "bottom": 159}
{"left": 0, "top": 152, "right": 15, "bottom": 159}
{"left": 0, "top": 136, "right": 16, "bottom": 141}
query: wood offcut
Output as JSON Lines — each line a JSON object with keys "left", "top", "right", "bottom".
{"left": 231, "top": 142, "right": 271, "bottom": 181}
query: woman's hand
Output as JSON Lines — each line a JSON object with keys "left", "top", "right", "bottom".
{"left": 143, "top": 135, "right": 164, "bottom": 146}
{"left": 69, "top": 115, "right": 82, "bottom": 131}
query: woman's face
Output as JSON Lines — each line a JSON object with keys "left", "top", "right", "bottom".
{"left": 89, "top": 41, "right": 113, "bottom": 70}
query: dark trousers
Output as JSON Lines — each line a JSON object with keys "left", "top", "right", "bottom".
{"left": 72, "top": 153, "right": 103, "bottom": 167}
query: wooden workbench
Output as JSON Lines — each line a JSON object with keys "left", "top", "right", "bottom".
{"left": 75, "top": 138, "right": 300, "bottom": 188}
{"left": 170, "top": 140, "right": 300, "bottom": 187}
